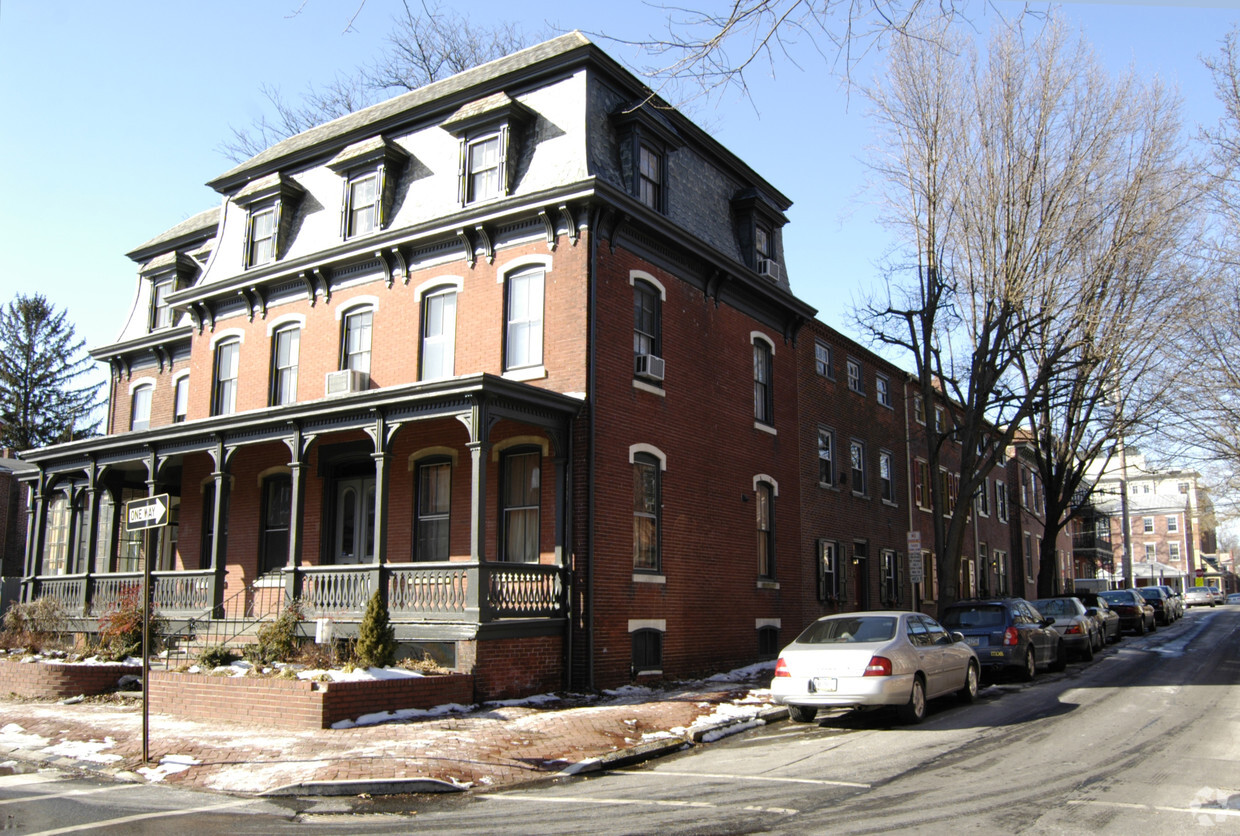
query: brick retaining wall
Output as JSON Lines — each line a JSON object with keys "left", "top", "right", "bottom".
{"left": 148, "top": 671, "right": 475, "bottom": 730}
{"left": 0, "top": 661, "right": 139, "bottom": 698}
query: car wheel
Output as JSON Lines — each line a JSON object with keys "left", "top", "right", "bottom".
{"left": 1149, "top": 616, "right": 1157, "bottom": 633}
{"left": 1080, "top": 636, "right": 1094, "bottom": 662}
{"left": 898, "top": 677, "right": 927, "bottom": 724}
{"left": 1018, "top": 647, "right": 1036, "bottom": 682}
{"left": 958, "top": 662, "right": 979, "bottom": 703}
{"left": 1050, "top": 641, "right": 1067, "bottom": 672}
{"left": 1136, "top": 617, "right": 1146, "bottom": 635}
{"left": 787, "top": 705, "right": 818, "bottom": 724}
{"left": 1111, "top": 626, "right": 1122, "bottom": 644}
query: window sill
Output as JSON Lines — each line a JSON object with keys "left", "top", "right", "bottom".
{"left": 818, "top": 482, "right": 840, "bottom": 492}
{"left": 881, "top": 499, "right": 899, "bottom": 508}
{"left": 634, "top": 669, "right": 663, "bottom": 677}
{"left": 756, "top": 580, "right": 780, "bottom": 590}
{"left": 632, "top": 573, "right": 666, "bottom": 584}
{"left": 503, "top": 365, "right": 547, "bottom": 383}
{"left": 753, "top": 421, "right": 777, "bottom": 436}
{"left": 632, "top": 379, "right": 665, "bottom": 397}
{"left": 852, "top": 491, "right": 869, "bottom": 500}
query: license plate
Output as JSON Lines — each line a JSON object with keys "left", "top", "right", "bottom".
{"left": 965, "top": 637, "right": 980, "bottom": 647}
{"left": 813, "top": 677, "right": 837, "bottom": 693}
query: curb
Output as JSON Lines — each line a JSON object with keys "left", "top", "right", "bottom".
{"left": 263, "top": 777, "right": 465, "bottom": 796}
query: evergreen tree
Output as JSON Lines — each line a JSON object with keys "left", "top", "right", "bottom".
{"left": 0, "top": 293, "right": 101, "bottom": 451}
{"left": 355, "top": 589, "right": 396, "bottom": 669}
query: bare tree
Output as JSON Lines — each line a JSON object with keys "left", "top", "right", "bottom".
{"left": 608, "top": 0, "right": 1003, "bottom": 102}
{"left": 221, "top": 0, "right": 539, "bottom": 162}
{"left": 859, "top": 16, "right": 1187, "bottom": 612}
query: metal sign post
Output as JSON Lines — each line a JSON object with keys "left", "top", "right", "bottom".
{"left": 125, "top": 494, "right": 169, "bottom": 765}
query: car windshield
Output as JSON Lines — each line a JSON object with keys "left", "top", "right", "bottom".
{"left": 1138, "top": 589, "right": 1160, "bottom": 600}
{"left": 941, "top": 605, "right": 1006, "bottom": 629}
{"left": 1099, "top": 591, "right": 1129, "bottom": 605}
{"left": 1034, "top": 599, "right": 1077, "bottom": 616}
{"left": 797, "top": 616, "right": 897, "bottom": 644}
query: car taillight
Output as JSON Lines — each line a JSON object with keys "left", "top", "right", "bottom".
{"left": 863, "top": 656, "right": 893, "bottom": 677}
{"left": 1065, "top": 624, "right": 1081, "bottom": 635}
{"left": 774, "top": 657, "right": 790, "bottom": 677}
{"left": 1003, "top": 627, "right": 1019, "bottom": 646}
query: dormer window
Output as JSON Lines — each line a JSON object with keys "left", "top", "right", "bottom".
{"left": 731, "top": 188, "right": 789, "bottom": 280}
{"left": 613, "top": 103, "right": 682, "bottom": 215}
{"left": 150, "top": 278, "right": 175, "bottom": 330}
{"left": 140, "top": 251, "right": 198, "bottom": 333}
{"left": 234, "top": 173, "right": 304, "bottom": 269}
{"left": 327, "top": 136, "right": 408, "bottom": 240}
{"left": 441, "top": 92, "right": 532, "bottom": 207}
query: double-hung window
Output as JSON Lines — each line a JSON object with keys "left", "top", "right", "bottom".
{"left": 173, "top": 376, "right": 189, "bottom": 423}
{"left": 814, "top": 341, "right": 832, "bottom": 378}
{"left": 236, "top": 172, "right": 303, "bottom": 270}
{"left": 876, "top": 374, "right": 891, "bottom": 407}
{"left": 505, "top": 268, "right": 544, "bottom": 371}
{"left": 847, "top": 358, "right": 863, "bottom": 393}
{"left": 850, "top": 440, "right": 866, "bottom": 495}
{"left": 976, "top": 478, "right": 990, "bottom": 517}
{"left": 633, "top": 280, "right": 661, "bottom": 360}
{"left": 638, "top": 144, "right": 663, "bottom": 210}
{"left": 1142, "top": 516, "right": 1154, "bottom": 534}
{"left": 882, "top": 550, "right": 899, "bottom": 606}
{"left": 345, "top": 171, "right": 379, "bottom": 238}
{"left": 1169, "top": 541, "right": 1181, "bottom": 561}
{"left": 415, "top": 460, "right": 451, "bottom": 561}
{"left": 914, "top": 459, "right": 930, "bottom": 509}
{"left": 150, "top": 279, "right": 175, "bottom": 331}
{"left": 212, "top": 339, "right": 240, "bottom": 416}
{"left": 633, "top": 453, "right": 660, "bottom": 572}
{"left": 421, "top": 288, "right": 457, "bottom": 381}
{"left": 996, "top": 482, "right": 1009, "bottom": 523}
{"left": 817, "top": 540, "right": 839, "bottom": 601}
{"left": 879, "top": 450, "right": 895, "bottom": 503}
{"left": 756, "top": 481, "right": 775, "bottom": 579}
{"left": 342, "top": 309, "right": 373, "bottom": 374}
{"left": 259, "top": 474, "right": 291, "bottom": 574}
{"left": 818, "top": 428, "right": 835, "bottom": 485}
{"left": 247, "top": 206, "right": 277, "bottom": 267}
{"left": 467, "top": 135, "right": 501, "bottom": 203}
{"left": 1166, "top": 515, "right": 1178, "bottom": 533}
{"left": 753, "top": 338, "right": 773, "bottom": 425}
{"left": 500, "top": 449, "right": 540, "bottom": 563}
{"left": 130, "top": 385, "right": 152, "bottom": 432}
{"left": 270, "top": 326, "right": 300, "bottom": 406}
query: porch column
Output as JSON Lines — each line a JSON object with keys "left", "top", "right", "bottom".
{"left": 367, "top": 410, "right": 397, "bottom": 605}
{"left": 22, "top": 474, "right": 47, "bottom": 602}
{"left": 78, "top": 463, "right": 99, "bottom": 615}
{"left": 551, "top": 431, "right": 569, "bottom": 567}
{"left": 462, "top": 396, "right": 491, "bottom": 563}
{"left": 207, "top": 438, "right": 232, "bottom": 614}
{"left": 283, "top": 425, "right": 308, "bottom": 603}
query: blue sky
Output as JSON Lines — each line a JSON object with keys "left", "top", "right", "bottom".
{"left": 1, "top": 0, "right": 1238, "bottom": 369}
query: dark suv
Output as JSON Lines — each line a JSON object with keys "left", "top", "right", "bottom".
{"left": 941, "top": 598, "right": 1064, "bottom": 681}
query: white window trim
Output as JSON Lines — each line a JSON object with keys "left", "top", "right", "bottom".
{"left": 496, "top": 254, "right": 552, "bottom": 281}
{"left": 633, "top": 379, "right": 666, "bottom": 397}
{"left": 413, "top": 276, "right": 464, "bottom": 303}
{"left": 490, "top": 436, "right": 550, "bottom": 461}
{"left": 753, "top": 474, "right": 779, "bottom": 496}
{"left": 753, "top": 421, "right": 778, "bottom": 436}
{"left": 334, "top": 296, "right": 381, "bottom": 320}
{"left": 628, "top": 619, "right": 666, "bottom": 633}
{"left": 629, "top": 444, "right": 667, "bottom": 470}
{"left": 503, "top": 365, "right": 547, "bottom": 383}
{"left": 127, "top": 376, "right": 157, "bottom": 396}
{"left": 407, "top": 447, "right": 459, "bottom": 470}
{"left": 265, "top": 313, "right": 306, "bottom": 336}
{"left": 169, "top": 369, "right": 190, "bottom": 389}
{"left": 632, "top": 573, "right": 667, "bottom": 584}
{"left": 749, "top": 331, "right": 776, "bottom": 354}
{"left": 629, "top": 270, "right": 667, "bottom": 299}
{"left": 209, "top": 328, "right": 246, "bottom": 350}
{"left": 876, "top": 373, "right": 892, "bottom": 408}
{"left": 755, "top": 618, "right": 781, "bottom": 629}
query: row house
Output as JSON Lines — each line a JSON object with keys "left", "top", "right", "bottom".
{"left": 17, "top": 33, "right": 1069, "bottom": 697}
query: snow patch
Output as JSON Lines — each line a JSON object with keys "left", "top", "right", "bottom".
{"left": 0, "top": 723, "right": 50, "bottom": 749}
{"left": 43, "top": 737, "right": 122, "bottom": 764}
{"left": 331, "top": 702, "right": 476, "bottom": 729}
{"left": 138, "top": 754, "right": 200, "bottom": 782}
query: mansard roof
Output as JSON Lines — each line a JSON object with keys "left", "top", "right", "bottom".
{"left": 125, "top": 206, "right": 220, "bottom": 263}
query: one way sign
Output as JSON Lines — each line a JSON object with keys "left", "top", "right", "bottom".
{"left": 125, "top": 494, "right": 170, "bottom": 532}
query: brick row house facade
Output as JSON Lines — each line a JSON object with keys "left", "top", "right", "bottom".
{"left": 18, "top": 33, "right": 1070, "bottom": 698}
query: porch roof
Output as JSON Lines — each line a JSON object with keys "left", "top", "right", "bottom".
{"left": 21, "top": 374, "right": 584, "bottom": 475}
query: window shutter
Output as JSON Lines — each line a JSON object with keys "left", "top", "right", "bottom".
{"left": 898, "top": 552, "right": 905, "bottom": 605}
{"left": 241, "top": 211, "right": 253, "bottom": 267}
{"left": 376, "top": 164, "right": 388, "bottom": 229}
{"left": 838, "top": 548, "right": 847, "bottom": 602}
{"left": 272, "top": 199, "right": 284, "bottom": 260}
{"left": 498, "top": 124, "right": 510, "bottom": 196}
{"left": 457, "top": 138, "right": 467, "bottom": 205}
{"left": 338, "top": 178, "right": 349, "bottom": 239}
{"left": 816, "top": 540, "right": 827, "bottom": 602}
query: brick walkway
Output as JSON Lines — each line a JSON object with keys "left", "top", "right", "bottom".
{"left": 0, "top": 678, "right": 781, "bottom": 795}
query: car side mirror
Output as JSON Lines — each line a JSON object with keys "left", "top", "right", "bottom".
{"left": 1042, "top": 618, "right": 1055, "bottom": 628}
{"left": 1085, "top": 608, "right": 1098, "bottom": 617}
{"left": 951, "top": 631, "right": 966, "bottom": 644}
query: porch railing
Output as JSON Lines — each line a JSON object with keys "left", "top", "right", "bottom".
{"left": 30, "top": 561, "right": 567, "bottom": 624}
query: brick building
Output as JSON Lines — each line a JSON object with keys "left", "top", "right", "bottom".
{"left": 17, "top": 33, "right": 1066, "bottom": 696}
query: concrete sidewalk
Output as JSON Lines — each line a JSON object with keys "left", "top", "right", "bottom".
{"left": 0, "top": 670, "right": 784, "bottom": 796}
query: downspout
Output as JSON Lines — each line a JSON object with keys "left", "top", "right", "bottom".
{"left": 586, "top": 207, "right": 599, "bottom": 691}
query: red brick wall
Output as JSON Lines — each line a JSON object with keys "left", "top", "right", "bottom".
{"left": 470, "top": 634, "right": 562, "bottom": 700}
{"left": 149, "top": 670, "right": 474, "bottom": 730}
{"left": 0, "top": 662, "right": 139, "bottom": 698}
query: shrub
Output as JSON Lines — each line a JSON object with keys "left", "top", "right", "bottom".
{"left": 245, "top": 599, "right": 304, "bottom": 665}
{"left": 196, "top": 644, "right": 239, "bottom": 669}
{"left": 1, "top": 598, "right": 69, "bottom": 653}
{"left": 398, "top": 652, "right": 451, "bottom": 675}
{"left": 354, "top": 590, "right": 396, "bottom": 669}
{"left": 96, "top": 586, "right": 165, "bottom": 661}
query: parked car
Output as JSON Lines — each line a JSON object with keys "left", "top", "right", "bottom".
{"left": 1138, "top": 587, "right": 1175, "bottom": 626}
{"left": 1208, "top": 586, "right": 1225, "bottom": 605}
{"left": 1034, "top": 597, "right": 1100, "bottom": 660}
{"left": 1075, "top": 593, "right": 1122, "bottom": 644}
{"left": 940, "top": 598, "right": 1064, "bottom": 682}
{"left": 1227, "top": 593, "right": 1240, "bottom": 605}
{"left": 770, "top": 611, "right": 980, "bottom": 725}
{"left": 1155, "top": 586, "right": 1184, "bottom": 620}
{"left": 1184, "top": 586, "right": 1215, "bottom": 608}
{"left": 1099, "top": 588, "right": 1157, "bottom": 634}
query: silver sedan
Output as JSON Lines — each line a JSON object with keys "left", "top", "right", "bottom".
{"left": 770, "top": 611, "right": 980, "bottom": 724}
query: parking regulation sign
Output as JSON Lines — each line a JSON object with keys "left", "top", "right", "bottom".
{"left": 906, "top": 531, "right": 924, "bottom": 584}
{"left": 125, "top": 494, "right": 170, "bottom": 532}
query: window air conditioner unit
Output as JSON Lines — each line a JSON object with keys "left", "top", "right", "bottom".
{"left": 758, "top": 259, "right": 782, "bottom": 282}
{"left": 325, "top": 369, "right": 369, "bottom": 397}
{"left": 635, "top": 353, "right": 666, "bottom": 382}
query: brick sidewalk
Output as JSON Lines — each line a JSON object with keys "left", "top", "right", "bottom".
{"left": 0, "top": 678, "right": 782, "bottom": 795}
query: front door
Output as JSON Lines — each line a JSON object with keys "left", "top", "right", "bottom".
{"left": 334, "top": 477, "right": 375, "bottom": 564}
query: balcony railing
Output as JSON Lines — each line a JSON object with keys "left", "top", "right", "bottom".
{"left": 30, "top": 561, "right": 567, "bottom": 624}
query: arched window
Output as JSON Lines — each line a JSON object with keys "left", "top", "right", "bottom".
{"left": 633, "top": 453, "right": 660, "bottom": 572}
{"left": 341, "top": 307, "right": 374, "bottom": 374}
{"left": 753, "top": 337, "right": 773, "bottom": 424}
{"left": 131, "top": 385, "right": 152, "bottom": 432}
{"left": 269, "top": 325, "right": 300, "bottom": 406}
{"left": 631, "top": 628, "right": 663, "bottom": 676}
{"left": 212, "top": 339, "right": 240, "bottom": 415}
{"left": 421, "top": 287, "right": 457, "bottom": 381}
{"left": 43, "top": 493, "right": 71, "bottom": 575}
{"left": 414, "top": 458, "right": 451, "bottom": 561}
{"left": 756, "top": 481, "right": 775, "bottom": 579}
{"left": 504, "top": 268, "right": 544, "bottom": 371}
